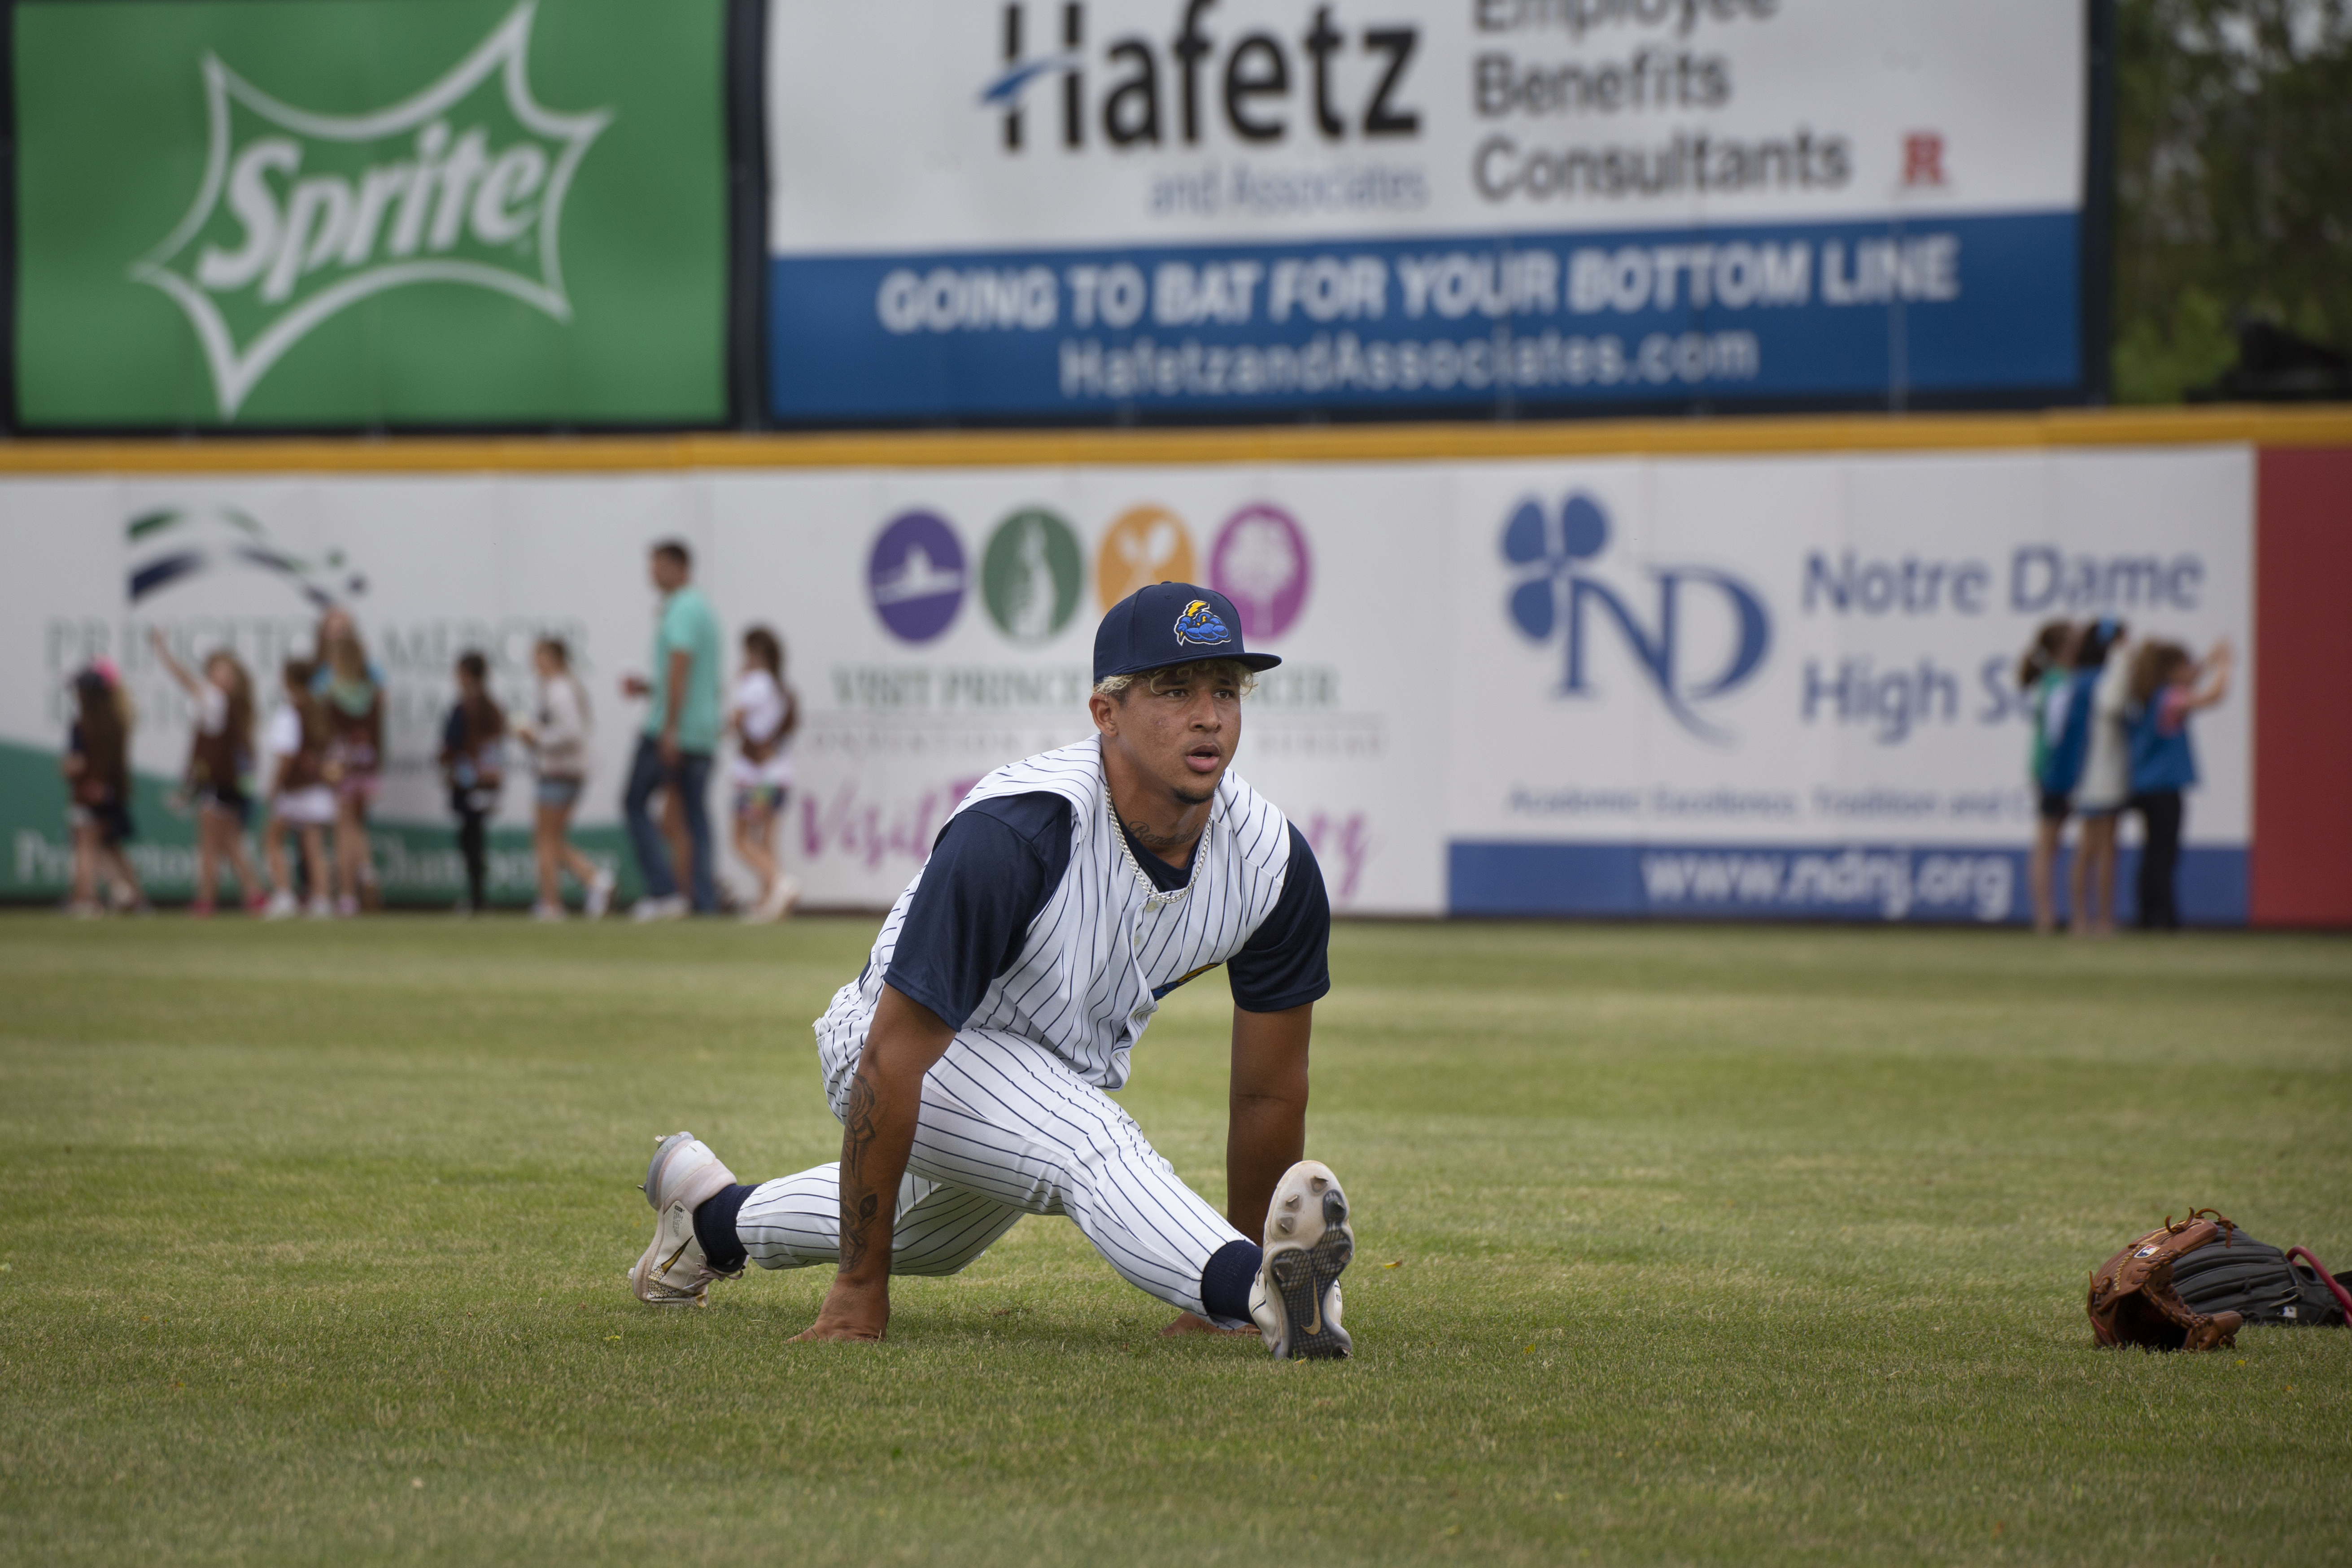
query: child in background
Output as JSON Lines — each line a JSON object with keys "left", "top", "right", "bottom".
{"left": 149, "top": 629, "right": 264, "bottom": 915}
{"left": 61, "top": 666, "right": 144, "bottom": 917}
{"left": 318, "top": 623, "right": 383, "bottom": 918}
{"left": 260, "top": 658, "right": 337, "bottom": 919}
{"left": 512, "top": 636, "right": 612, "bottom": 920}
{"left": 439, "top": 651, "right": 506, "bottom": 915}
{"left": 2127, "top": 638, "right": 2232, "bottom": 931}
{"left": 2067, "top": 617, "right": 2132, "bottom": 936}
{"left": 727, "top": 625, "right": 800, "bottom": 923}
{"left": 2018, "top": 619, "right": 2078, "bottom": 934}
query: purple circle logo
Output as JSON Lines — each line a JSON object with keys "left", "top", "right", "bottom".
{"left": 868, "top": 510, "right": 966, "bottom": 643}
{"left": 1209, "top": 504, "right": 1311, "bottom": 640}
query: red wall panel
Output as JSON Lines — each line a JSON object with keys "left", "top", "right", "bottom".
{"left": 2252, "top": 447, "right": 2352, "bottom": 926}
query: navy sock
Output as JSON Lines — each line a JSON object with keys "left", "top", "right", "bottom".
{"left": 692, "top": 1183, "right": 754, "bottom": 1273}
{"left": 1199, "top": 1239, "right": 1263, "bottom": 1324}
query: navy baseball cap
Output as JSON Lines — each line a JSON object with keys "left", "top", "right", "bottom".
{"left": 1093, "top": 582, "right": 1282, "bottom": 683}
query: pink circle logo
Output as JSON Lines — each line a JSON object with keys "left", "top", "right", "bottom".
{"left": 1209, "top": 504, "right": 1311, "bottom": 641}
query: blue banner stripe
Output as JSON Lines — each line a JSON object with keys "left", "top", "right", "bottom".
{"left": 769, "top": 210, "right": 2079, "bottom": 420}
{"left": 1447, "top": 841, "right": 2248, "bottom": 926}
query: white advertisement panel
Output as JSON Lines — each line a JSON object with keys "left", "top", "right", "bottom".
{"left": 0, "top": 467, "right": 1440, "bottom": 913}
{"left": 701, "top": 466, "right": 1445, "bottom": 911}
{"left": 764, "top": 0, "right": 2088, "bottom": 419}
{"left": 0, "top": 442, "right": 2250, "bottom": 923}
{"left": 1443, "top": 448, "right": 2252, "bottom": 921}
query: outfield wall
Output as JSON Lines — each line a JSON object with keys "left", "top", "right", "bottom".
{"left": 3, "top": 407, "right": 2345, "bottom": 924}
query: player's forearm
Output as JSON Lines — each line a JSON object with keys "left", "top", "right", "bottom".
{"left": 1226, "top": 1093, "right": 1306, "bottom": 1240}
{"left": 835, "top": 986, "right": 956, "bottom": 1284}
{"left": 1226, "top": 1002, "right": 1313, "bottom": 1238}
{"left": 833, "top": 1057, "right": 916, "bottom": 1283}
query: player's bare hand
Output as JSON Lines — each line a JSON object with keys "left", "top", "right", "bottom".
{"left": 1157, "top": 1311, "right": 1256, "bottom": 1338}
{"left": 791, "top": 1275, "right": 888, "bottom": 1343}
{"left": 790, "top": 1317, "right": 883, "bottom": 1344}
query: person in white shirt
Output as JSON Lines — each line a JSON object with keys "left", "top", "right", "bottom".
{"left": 728, "top": 626, "right": 800, "bottom": 923}
{"left": 513, "top": 637, "right": 614, "bottom": 921}
{"left": 2068, "top": 620, "right": 2132, "bottom": 936}
{"left": 258, "top": 658, "right": 337, "bottom": 919}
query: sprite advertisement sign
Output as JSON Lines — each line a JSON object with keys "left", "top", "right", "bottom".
{"left": 13, "top": 0, "right": 728, "bottom": 428}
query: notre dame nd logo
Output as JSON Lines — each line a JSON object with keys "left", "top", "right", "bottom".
{"left": 129, "top": 2, "right": 611, "bottom": 418}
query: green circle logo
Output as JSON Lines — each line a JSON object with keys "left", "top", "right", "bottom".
{"left": 981, "top": 507, "right": 1083, "bottom": 645}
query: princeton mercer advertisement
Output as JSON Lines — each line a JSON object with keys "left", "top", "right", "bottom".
{"left": 12, "top": 0, "right": 729, "bottom": 428}
{"left": 0, "top": 446, "right": 2249, "bottom": 923}
{"left": 764, "top": 0, "right": 2087, "bottom": 422}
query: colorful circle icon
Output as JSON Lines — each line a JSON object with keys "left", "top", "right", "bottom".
{"left": 981, "top": 507, "right": 1084, "bottom": 645}
{"left": 868, "top": 510, "right": 966, "bottom": 643}
{"left": 1209, "top": 503, "right": 1312, "bottom": 641}
{"left": 1095, "top": 505, "right": 1196, "bottom": 612}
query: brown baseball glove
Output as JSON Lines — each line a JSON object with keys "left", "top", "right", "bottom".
{"left": 2087, "top": 1209, "right": 2245, "bottom": 1350}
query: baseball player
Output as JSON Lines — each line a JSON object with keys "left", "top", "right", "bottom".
{"left": 629, "top": 582, "right": 1355, "bottom": 1359}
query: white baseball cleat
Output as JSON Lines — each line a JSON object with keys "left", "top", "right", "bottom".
{"left": 1250, "top": 1160, "right": 1355, "bottom": 1360}
{"left": 629, "top": 1132, "right": 743, "bottom": 1307}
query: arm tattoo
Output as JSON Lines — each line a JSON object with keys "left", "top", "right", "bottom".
{"left": 842, "top": 1190, "right": 880, "bottom": 1271}
{"left": 838, "top": 1069, "right": 883, "bottom": 1271}
{"left": 843, "top": 1072, "right": 878, "bottom": 1181}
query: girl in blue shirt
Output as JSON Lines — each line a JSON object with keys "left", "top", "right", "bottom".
{"left": 2019, "top": 619, "right": 2078, "bottom": 933}
{"left": 2126, "top": 638, "right": 2232, "bottom": 930}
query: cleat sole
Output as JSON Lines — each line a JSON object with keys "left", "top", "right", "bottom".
{"left": 1270, "top": 1225, "right": 1354, "bottom": 1360}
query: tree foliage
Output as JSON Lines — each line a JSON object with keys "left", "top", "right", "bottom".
{"left": 2112, "top": 0, "right": 2352, "bottom": 401}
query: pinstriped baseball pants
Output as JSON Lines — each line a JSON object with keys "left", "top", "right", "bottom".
{"left": 736, "top": 1030, "right": 1248, "bottom": 1319}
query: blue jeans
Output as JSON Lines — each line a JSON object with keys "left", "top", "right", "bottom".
{"left": 623, "top": 736, "right": 716, "bottom": 912}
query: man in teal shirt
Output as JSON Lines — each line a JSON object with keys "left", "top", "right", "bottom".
{"left": 622, "top": 540, "right": 725, "bottom": 917}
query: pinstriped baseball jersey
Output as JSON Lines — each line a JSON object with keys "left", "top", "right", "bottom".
{"left": 815, "top": 736, "right": 1294, "bottom": 1094}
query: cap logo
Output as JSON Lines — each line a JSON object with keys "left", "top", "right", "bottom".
{"left": 1173, "top": 598, "right": 1232, "bottom": 648}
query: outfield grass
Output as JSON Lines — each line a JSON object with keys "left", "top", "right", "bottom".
{"left": 0, "top": 913, "right": 2347, "bottom": 1566}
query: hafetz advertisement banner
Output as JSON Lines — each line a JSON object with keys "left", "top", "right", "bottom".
{"left": 765, "top": 0, "right": 2086, "bottom": 421}
{"left": 1445, "top": 447, "right": 2253, "bottom": 922}
{"left": 0, "top": 444, "right": 2247, "bottom": 923}
{"left": 13, "top": 0, "right": 729, "bottom": 428}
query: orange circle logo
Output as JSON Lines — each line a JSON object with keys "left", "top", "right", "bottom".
{"left": 1095, "top": 505, "right": 1196, "bottom": 611}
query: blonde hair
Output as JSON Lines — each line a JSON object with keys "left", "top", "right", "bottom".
{"left": 1092, "top": 658, "right": 1259, "bottom": 701}
{"left": 329, "top": 628, "right": 370, "bottom": 685}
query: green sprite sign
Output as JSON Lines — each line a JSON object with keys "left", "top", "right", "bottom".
{"left": 13, "top": 0, "right": 727, "bottom": 427}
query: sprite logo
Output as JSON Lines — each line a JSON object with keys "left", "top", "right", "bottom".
{"left": 128, "top": 0, "right": 611, "bottom": 418}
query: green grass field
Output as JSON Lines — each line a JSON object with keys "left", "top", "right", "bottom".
{"left": 0, "top": 914, "right": 2347, "bottom": 1566}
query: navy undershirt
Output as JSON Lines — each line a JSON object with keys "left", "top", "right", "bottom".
{"left": 885, "top": 792, "right": 1331, "bottom": 1031}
